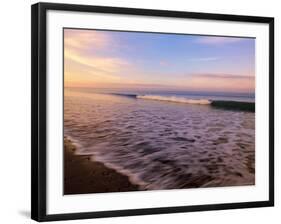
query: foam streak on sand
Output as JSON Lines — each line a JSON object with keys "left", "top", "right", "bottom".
{"left": 137, "top": 95, "right": 211, "bottom": 105}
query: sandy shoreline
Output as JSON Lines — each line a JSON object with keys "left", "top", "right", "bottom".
{"left": 64, "top": 137, "right": 139, "bottom": 195}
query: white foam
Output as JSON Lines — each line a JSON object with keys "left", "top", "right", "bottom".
{"left": 137, "top": 95, "right": 211, "bottom": 105}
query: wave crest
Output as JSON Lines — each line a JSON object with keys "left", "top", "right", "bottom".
{"left": 137, "top": 95, "right": 211, "bottom": 105}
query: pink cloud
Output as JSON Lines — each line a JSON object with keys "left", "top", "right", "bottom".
{"left": 195, "top": 36, "right": 243, "bottom": 45}
{"left": 159, "top": 60, "right": 170, "bottom": 66}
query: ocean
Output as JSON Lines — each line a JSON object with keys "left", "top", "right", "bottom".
{"left": 64, "top": 87, "right": 255, "bottom": 190}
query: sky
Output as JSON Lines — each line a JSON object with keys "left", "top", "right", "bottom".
{"left": 64, "top": 28, "right": 255, "bottom": 93}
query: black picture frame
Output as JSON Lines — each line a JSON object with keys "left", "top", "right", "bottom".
{"left": 31, "top": 2, "right": 274, "bottom": 222}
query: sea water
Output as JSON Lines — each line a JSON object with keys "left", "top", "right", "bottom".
{"left": 64, "top": 88, "right": 255, "bottom": 190}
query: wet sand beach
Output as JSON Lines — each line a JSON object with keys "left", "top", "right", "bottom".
{"left": 64, "top": 137, "right": 139, "bottom": 194}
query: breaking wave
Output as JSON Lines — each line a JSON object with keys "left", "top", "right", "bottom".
{"left": 110, "top": 93, "right": 254, "bottom": 112}
{"left": 136, "top": 95, "right": 211, "bottom": 105}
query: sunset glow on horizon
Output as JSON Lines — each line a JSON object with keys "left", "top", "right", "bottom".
{"left": 64, "top": 29, "right": 255, "bottom": 93}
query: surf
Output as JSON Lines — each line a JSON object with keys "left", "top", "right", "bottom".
{"left": 110, "top": 93, "right": 255, "bottom": 112}
{"left": 137, "top": 95, "right": 211, "bottom": 105}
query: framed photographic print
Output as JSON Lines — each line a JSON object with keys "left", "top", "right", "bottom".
{"left": 31, "top": 2, "right": 274, "bottom": 222}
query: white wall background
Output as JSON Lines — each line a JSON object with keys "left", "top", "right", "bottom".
{"left": 0, "top": 0, "right": 279, "bottom": 223}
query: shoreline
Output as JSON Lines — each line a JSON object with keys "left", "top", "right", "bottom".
{"left": 64, "top": 137, "right": 140, "bottom": 195}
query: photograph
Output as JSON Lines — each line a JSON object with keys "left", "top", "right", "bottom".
{"left": 30, "top": 2, "right": 274, "bottom": 221}
{"left": 63, "top": 28, "right": 256, "bottom": 195}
